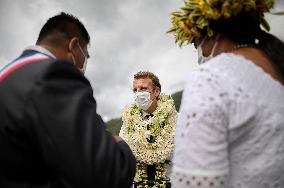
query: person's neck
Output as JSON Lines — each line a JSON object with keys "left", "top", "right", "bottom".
{"left": 145, "top": 100, "right": 158, "bottom": 114}
{"left": 39, "top": 44, "right": 69, "bottom": 61}
{"left": 212, "top": 35, "right": 239, "bottom": 56}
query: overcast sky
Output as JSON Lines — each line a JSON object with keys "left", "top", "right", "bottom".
{"left": 1, "top": 0, "right": 283, "bottom": 121}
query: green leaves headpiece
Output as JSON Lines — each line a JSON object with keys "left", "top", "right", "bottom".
{"left": 168, "top": 0, "right": 275, "bottom": 46}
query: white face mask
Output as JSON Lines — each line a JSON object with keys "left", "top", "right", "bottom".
{"left": 72, "top": 43, "right": 87, "bottom": 74}
{"left": 197, "top": 36, "right": 219, "bottom": 65}
{"left": 134, "top": 91, "right": 153, "bottom": 111}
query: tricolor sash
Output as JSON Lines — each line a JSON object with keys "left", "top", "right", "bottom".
{"left": 0, "top": 53, "right": 49, "bottom": 82}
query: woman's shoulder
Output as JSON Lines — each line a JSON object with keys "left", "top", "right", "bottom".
{"left": 199, "top": 53, "right": 251, "bottom": 73}
{"left": 185, "top": 54, "right": 238, "bottom": 88}
{"left": 182, "top": 53, "right": 261, "bottom": 107}
{"left": 186, "top": 53, "right": 260, "bottom": 88}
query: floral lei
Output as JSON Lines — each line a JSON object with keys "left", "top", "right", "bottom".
{"left": 134, "top": 160, "right": 170, "bottom": 188}
{"left": 121, "top": 95, "right": 177, "bottom": 187}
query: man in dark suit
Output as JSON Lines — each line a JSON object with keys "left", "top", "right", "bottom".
{"left": 0, "top": 12, "right": 135, "bottom": 188}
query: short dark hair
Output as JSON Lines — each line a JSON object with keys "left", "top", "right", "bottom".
{"left": 36, "top": 12, "right": 90, "bottom": 46}
{"left": 134, "top": 71, "right": 161, "bottom": 90}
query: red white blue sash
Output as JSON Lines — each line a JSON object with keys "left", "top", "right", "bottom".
{"left": 0, "top": 53, "right": 49, "bottom": 82}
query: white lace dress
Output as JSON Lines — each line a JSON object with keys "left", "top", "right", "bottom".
{"left": 171, "top": 53, "right": 284, "bottom": 188}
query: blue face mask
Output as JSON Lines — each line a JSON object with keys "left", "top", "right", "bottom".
{"left": 197, "top": 36, "right": 219, "bottom": 65}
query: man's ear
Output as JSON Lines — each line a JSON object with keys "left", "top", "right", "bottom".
{"left": 68, "top": 37, "right": 79, "bottom": 52}
{"left": 154, "top": 87, "right": 161, "bottom": 98}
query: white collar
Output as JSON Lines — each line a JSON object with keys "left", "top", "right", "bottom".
{"left": 141, "top": 110, "right": 152, "bottom": 119}
{"left": 25, "top": 45, "right": 56, "bottom": 59}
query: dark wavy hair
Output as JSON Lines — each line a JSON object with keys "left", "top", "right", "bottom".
{"left": 134, "top": 71, "right": 161, "bottom": 90}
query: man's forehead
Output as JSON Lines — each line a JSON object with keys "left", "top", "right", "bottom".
{"left": 133, "top": 78, "right": 153, "bottom": 86}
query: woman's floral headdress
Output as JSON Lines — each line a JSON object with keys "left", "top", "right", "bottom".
{"left": 168, "top": 0, "right": 275, "bottom": 46}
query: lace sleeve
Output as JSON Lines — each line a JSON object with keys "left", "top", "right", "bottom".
{"left": 171, "top": 68, "right": 229, "bottom": 188}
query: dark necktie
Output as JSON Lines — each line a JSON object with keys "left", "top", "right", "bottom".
{"left": 145, "top": 114, "right": 157, "bottom": 185}
{"left": 145, "top": 113, "right": 153, "bottom": 119}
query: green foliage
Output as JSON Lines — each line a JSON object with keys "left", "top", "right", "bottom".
{"left": 106, "top": 90, "right": 183, "bottom": 134}
{"left": 106, "top": 118, "right": 122, "bottom": 135}
{"left": 171, "top": 90, "right": 183, "bottom": 111}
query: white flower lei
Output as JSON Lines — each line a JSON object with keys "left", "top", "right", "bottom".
{"left": 121, "top": 94, "right": 177, "bottom": 165}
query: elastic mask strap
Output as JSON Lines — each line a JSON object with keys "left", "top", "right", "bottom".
{"left": 210, "top": 34, "right": 220, "bottom": 57}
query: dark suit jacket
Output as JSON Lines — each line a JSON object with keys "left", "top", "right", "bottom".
{"left": 0, "top": 50, "right": 136, "bottom": 188}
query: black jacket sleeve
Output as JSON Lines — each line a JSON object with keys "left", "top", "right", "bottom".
{"left": 25, "top": 61, "right": 136, "bottom": 188}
